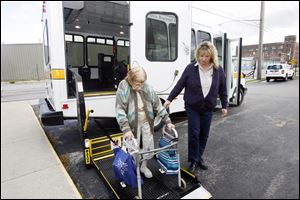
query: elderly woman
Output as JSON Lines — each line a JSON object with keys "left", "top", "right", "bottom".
{"left": 115, "top": 67, "right": 175, "bottom": 178}
{"left": 164, "top": 41, "right": 228, "bottom": 173}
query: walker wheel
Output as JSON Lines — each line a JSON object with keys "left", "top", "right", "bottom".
{"left": 179, "top": 178, "right": 187, "bottom": 190}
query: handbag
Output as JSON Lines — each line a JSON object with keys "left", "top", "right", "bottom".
{"left": 156, "top": 136, "right": 179, "bottom": 174}
{"left": 112, "top": 146, "right": 143, "bottom": 189}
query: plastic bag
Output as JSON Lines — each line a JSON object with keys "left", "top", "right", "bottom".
{"left": 113, "top": 147, "right": 142, "bottom": 189}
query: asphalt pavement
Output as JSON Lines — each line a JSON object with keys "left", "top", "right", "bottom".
{"left": 1, "top": 78, "right": 299, "bottom": 199}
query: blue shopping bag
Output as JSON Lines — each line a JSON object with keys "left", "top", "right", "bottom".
{"left": 113, "top": 147, "right": 142, "bottom": 189}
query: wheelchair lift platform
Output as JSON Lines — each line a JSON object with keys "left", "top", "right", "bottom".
{"left": 72, "top": 70, "right": 212, "bottom": 199}
{"left": 88, "top": 134, "right": 212, "bottom": 199}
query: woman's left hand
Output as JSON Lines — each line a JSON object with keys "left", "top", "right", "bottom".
{"left": 167, "top": 123, "right": 175, "bottom": 130}
{"left": 221, "top": 108, "right": 228, "bottom": 117}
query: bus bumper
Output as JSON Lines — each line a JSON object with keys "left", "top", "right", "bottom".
{"left": 39, "top": 98, "right": 64, "bottom": 126}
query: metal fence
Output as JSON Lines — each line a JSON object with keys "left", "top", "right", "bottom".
{"left": 1, "top": 43, "right": 44, "bottom": 81}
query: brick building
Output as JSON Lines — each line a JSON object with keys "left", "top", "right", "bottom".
{"left": 242, "top": 35, "right": 298, "bottom": 67}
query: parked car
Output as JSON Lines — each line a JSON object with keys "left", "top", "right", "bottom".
{"left": 266, "top": 64, "right": 294, "bottom": 82}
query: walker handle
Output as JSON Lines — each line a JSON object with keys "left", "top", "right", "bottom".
{"left": 123, "top": 137, "right": 139, "bottom": 154}
{"left": 162, "top": 125, "right": 178, "bottom": 139}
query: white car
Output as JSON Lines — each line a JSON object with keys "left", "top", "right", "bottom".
{"left": 266, "top": 64, "right": 294, "bottom": 82}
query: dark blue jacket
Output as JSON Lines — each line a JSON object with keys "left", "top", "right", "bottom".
{"left": 167, "top": 61, "right": 228, "bottom": 112}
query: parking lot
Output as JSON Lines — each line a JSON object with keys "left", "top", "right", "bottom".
{"left": 27, "top": 78, "right": 299, "bottom": 199}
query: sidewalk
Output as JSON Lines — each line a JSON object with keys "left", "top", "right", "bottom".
{"left": 1, "top": 101, "right": 82, "bottom": 199}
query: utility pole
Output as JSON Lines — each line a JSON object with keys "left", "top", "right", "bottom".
{"left": 257, "top": 1, "right": 265, "bottom": 80}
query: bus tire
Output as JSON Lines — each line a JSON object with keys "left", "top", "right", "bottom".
{"left": 238, "top": 88, "right": 244, "bottom": 105}
{"left": 229, "top": 88, "right": 244, "bottom": 107}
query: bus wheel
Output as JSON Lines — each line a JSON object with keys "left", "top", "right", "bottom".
{"left": 230, "top": 88, "right": 244, "bottom": 107}
{"left": 238, "top": 89, "right": 244, "bottom": 105}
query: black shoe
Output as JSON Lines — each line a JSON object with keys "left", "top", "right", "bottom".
{"left": 198, "top": 160, "right": 208, "bottom": 170}
{"left": 188, "top": 162, "right": 197, "bottom": 173}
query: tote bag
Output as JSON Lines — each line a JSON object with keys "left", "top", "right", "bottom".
{"left": 156, "top": 136, "right": 179, "bottom": 174}
{"left": 113, "top": 147, "right": 143, "bottom": 189}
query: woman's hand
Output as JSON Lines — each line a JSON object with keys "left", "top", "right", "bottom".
{"left": 221, "top": 108, "right": 228, "bottom": 117}
{"left": 164, "top": 100, "right": 171, "bottom": 108}
{"left": 124, "top": 131, "right": 134, "bottom": 140}
{"left": 167, "top": 123, "right": 175, "bottom": 130}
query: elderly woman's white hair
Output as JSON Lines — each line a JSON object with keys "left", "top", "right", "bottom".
{"left": 125, "top": 66, "right": 147, "bottom": 85}
{"left": 195, "top": 41, "right": 219, "bottom": 69}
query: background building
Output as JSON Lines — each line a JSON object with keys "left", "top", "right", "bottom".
{"left": 1, "top": 43, "right": 44, "bottom": 81}
{"left": 242, "top": 35, "right": 299, "bottom": 68}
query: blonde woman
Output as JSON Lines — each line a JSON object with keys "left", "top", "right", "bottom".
{"left": 164, "top": 41, "right": 228, "bottom": 173}
{"left": 115, "top": 67, "right": 175, "bottom": 178}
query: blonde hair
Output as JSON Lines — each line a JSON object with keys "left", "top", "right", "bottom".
{"left": 125, "top": 67, "right": 147, "bottom": 85}
{"left": 195, "top": 41, "right": 219, "bottom": 69}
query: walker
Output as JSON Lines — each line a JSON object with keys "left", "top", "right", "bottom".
{"left": 123, "top": 125, "right": 186, "bottom": 199}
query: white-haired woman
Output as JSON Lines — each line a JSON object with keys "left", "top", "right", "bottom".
{"left": 164, "top": 41, "right": 228, "bottom": 173}
{"left": 115, "top": 67, "right": 175, "bottom": 178}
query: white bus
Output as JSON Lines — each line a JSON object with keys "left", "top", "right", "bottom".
{"left": 39, "top": 1, "right": 246, "bottom": 127}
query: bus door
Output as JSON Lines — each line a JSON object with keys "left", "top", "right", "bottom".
{"left": 213, "top": 33, "right": 227, "bottom": 72}
{"left": 213, "top": 33, "right": 227, "bottom": 107}
{"left": 226, "top": 37, "right": 243, "bottom": 106}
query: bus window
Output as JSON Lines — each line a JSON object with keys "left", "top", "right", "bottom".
{"left": 191, "top": 29, "right": 196, "bottom": 61}
{"left": 65, "top": 34, "right": 84, "bottom": 67}
{"left": 197, "top": 30, "right": 211, "bottom": 44}
{"left": 87, "top": 36, "right": 113, "bottom": 67}
{"left": 146, "top": 13, "right": 178, "bottom": 61}
{"left": 213, "top": 37, "right": 223, "bottom": 67}
{"left": 117, "top": 39, "right": 129, "bottom": 63}
{"left": 169, "top": 22, "right": 177, "bottom": 60}
{"left": 43, "top": 20, "right": 50, "bottom": 65}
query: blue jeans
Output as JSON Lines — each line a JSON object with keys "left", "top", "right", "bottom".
{"left": 186, "top": 106, "right": 212, "bottom": 163}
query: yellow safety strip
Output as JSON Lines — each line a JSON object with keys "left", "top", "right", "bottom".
{"left": 91, "top": 138, "right": 111, "bottom": 144}
{"left": 89, "top": 145, "right": 92, "bottom": 159}
{"left": 90, "top": 133, "right": 123, "bottom": 160}
{"left": 91, "top": 144, "right": 111, "bottom": 151}
{"left": 91, "top": 135, "right": 123, "bottom": 144}
{"left": 52, "top": 69, "right": 65, "bottom": 79}
{"left": 92, "top": 149, "right": 113, "bottom": 157}
{"left": 90, "top": 159, "right": 120, "bottom": 198}
{"left": 100, "top": 170, "right": 120, "bottom": 199}
{"left": 233, "top": 72, "right": 245, "bottom": 78}
{"left": 84, "top": 91, "right": 116, "bottom": 97}
{"left": 85, "top": 149, "right": 90, "bottom": 164}
{"left": 181, "top": 167, "right": 196, "bottom": 179}
{"left": 93, "top": 153, "right": 114, "bottom": 161}
{"left": 92, "top": 159, "right": 99, "bottom": 169}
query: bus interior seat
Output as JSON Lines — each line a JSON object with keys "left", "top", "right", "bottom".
{"left": 98, "top": 53, "right": 114, "bottom": 89}
{"left": 78, "top": 67, "right": 91, "bottom": 81}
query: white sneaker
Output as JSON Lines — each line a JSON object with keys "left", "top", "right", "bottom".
{"left": 140, "top": 166, "right": 153, "bottom": 178}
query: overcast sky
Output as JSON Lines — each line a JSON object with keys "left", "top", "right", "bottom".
{"left": 192, "top": 1, "right": 299, "bottom": 45}
{"left": 1, "top": 1, "right": 299, "bottom": 45}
